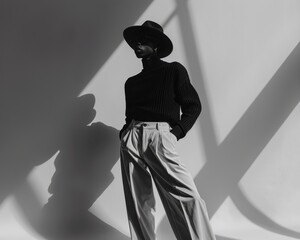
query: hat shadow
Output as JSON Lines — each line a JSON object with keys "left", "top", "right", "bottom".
{"left": 37, "top": 94, "right": 128, "bottom": 240}
{"left": 0, "top": 0, "right": 152, "bottom": 239}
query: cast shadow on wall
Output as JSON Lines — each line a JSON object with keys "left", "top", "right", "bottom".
{"left": 12, "top": 94, "right": 129, "bottom": 240}
{"left": 195, "top": 41, "right": 300, "bottom": 240}
{"left": 0, "top": 0, "right": 151, "bottom": 239}
{"left": 157, "top": 1, "right": 300, "bottom": 239}
{"left": 187, "top": 5, "right": 300, "bottom": 239}
{"left": 37, "top": 94, "right": 128, "bottom": 240}
{"left": 0, "top": 0, "right": 151, "bottom": 202}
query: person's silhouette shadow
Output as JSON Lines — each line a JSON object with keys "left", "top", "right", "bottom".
{"left": 38, "top": 94, "right": 127, "bottom": 240}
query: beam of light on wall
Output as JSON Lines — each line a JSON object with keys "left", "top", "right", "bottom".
{"left": 27, "top": 153, "right": 58, "bottom": 205}
{"left": 189, "top": 0, "right": 300, "bottom": 144}
{"left": 0, "top": 197, "right": 42, "bottom": 240}
{"left": 238, "top": 103, "right": 300, "bottom": 233}
{"left": 210, "top": 196, "right": 299, "bottom": 240}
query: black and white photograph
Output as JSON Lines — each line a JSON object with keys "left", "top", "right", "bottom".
{"left": 1, "top": 1, "right": 300, "bottom": 240}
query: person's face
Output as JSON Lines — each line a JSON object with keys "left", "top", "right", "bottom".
{"left": 133, "top": 36, "right": 158, "bottom": 59}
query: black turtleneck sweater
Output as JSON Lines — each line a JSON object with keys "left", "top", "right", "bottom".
{"left": 120, "top": 58, "right": 201, "bottom": 140}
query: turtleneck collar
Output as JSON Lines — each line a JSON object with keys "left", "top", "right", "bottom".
{"left": 142, "top": 56, "right": 162, "bottom": 72}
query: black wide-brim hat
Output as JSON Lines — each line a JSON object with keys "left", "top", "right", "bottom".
{"left": 123, "top": 20, "right": 173, "bottom": 58}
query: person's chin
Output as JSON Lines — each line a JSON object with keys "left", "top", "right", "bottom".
{"left": 135, "top": 53, "right": 143, "bottom": 58}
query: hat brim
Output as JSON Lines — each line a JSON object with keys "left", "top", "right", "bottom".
{"left": 123, "top": 26, "right": 173, "bottom": 58}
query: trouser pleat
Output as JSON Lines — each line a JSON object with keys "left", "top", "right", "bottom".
{"left": 120, "top": 121, "right": 215, "bottom": 240}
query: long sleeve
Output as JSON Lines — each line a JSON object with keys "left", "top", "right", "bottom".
{"left": 120, "top": 59, "right": 201, "bottom": 140}
{"left": 171, "top": 62, "right": 201, "bottom": 139}
{"left": 119, "top": 83, "right": 132, "bottom": 139}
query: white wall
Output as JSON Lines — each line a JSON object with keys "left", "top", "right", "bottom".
{"left": 1, "top": 1, "right": 300, "bottom": 240}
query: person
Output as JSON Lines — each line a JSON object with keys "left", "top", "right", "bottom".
{"left": 119, "top": 20, "right": 216, "bottom": 240}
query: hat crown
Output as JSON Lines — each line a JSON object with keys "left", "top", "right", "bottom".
{"left": 123, "top": 20, "right": 173, "bottom": 58}
{"left": 142, "top": 20, "right": 164, "bottom": 34}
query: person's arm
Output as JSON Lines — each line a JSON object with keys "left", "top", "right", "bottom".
{"left": 119, "top": 81, "right": 132, "bottom": 140}
{"left": 170, "top": 62, "right": 201, "bottom": 140}
{"left": 119, "top": 116, "right": 131, "bottom": 140}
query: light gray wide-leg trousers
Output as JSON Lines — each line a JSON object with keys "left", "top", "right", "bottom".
{"left": 120, "top": 120, "right": 216, "bottom": 240}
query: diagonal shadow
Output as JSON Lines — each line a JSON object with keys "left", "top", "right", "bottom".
{"left": 196, "top": 38, "right": 300, "bottom": 214}
{"left": 14, "top": 181, "right": 130, "bottom": 240}
{"left": 180, "top": 1, "right": 300, "bottom": 238}
{"left": 0, "top": 0, "right": 151, "bottom": 239}
{"left": 12, "top": 94, "right": 130, "bottom": 240}
{"left": 38, "top": 96, "right": 128, "bottom": 240}
{"left": 158, "top": 0, "right": 300, "bottom": 239}
{"left": 194, "top": 40, "right": 300, "bottom": 239}
{"left": 0, "top": 0, "right": 152, "bottom": 204}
